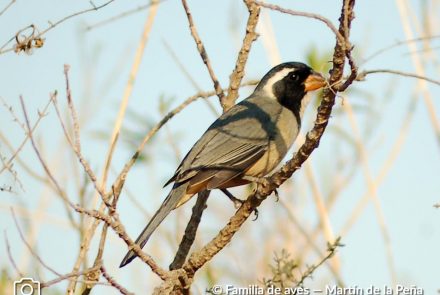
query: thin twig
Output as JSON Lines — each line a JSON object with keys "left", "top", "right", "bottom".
{"left": 181, "top": 0, "right": 357, "bottom": 279}
{"left": 19, "top": 96, "right": 76, "bottom": 209}
{"left": 0, "top": 98, "right": 51, "bottom": 175}
{"left": 64, "top": 65, "right": 81, "bottom": 151}
{"left": 100, "top": 265, "right": 134, "bottom": 295}
{"left": 170, "top": 191, "right": 210, "bottom": 270}
{"left": 224, "top": 0, "right": 260, "bottom": 111}
{"left": 359, "top": 69, "right": 440, "bottom": 87}
{"left": 11, "top": 208, "right": 62, "bottom": 276}
{"left": 85, "top": 0, "right": 167, "bottom": 31}
{"left": 51, "top": 92, "right": 109, "bottom": 206}
{"left": 362, "top": 34, "right": 440, "bottom": 65}
{"left": 0, "top": 0, "right": 117, "bottom": 54}
{"left": 279, "top": 199, "right": 345, "bottom": 286}
{"left": 40, "top": 266, "right": 100, "bottom": 288}
{"left": 0, "top": 0, "right": 16, "bottom": 17}
{"left": 295, "top": 238, "right": 343, "bottom": 286}
{"left": 181, "top": 0, "right": 226, "bottom": 108}
{"left": 111, "top": 81, "right": 258, "bottom": 198}
{"left": 255, "top": 1, "right": 345, "bottom": 45}
{"left": 162, "top": 39, "right": 219, "bottom": 116}
{"left": 396, "top": 0, "right": 440, "bottom": 147}
{"left": 342, "top": 98, "right": 397, "bottom": 285}
{"left": 4, "top": 230, "right": 24, "bottom": 277}
{"left": 67, "top": 3, "right": 160, "bottom": 293}
{"left": 74, "top": 207, "right": 168, "bottom": 279}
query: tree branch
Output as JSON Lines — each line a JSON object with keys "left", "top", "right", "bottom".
{"left": 0, "top": 0, "right": 117, "bottom": 54}
{"left": 223, "top": 0, "right": 260, "bottom": 111}
{"left": 170, "top": 191, "right": 210, "bottom": 271}
{"left": 182, "top": 0, "right": 357, "bottom": 279}
{"left": 181, "top": 0, "right": 226, "bottom": 108}
{"left": 358, "top": 69, "right": 440, "bottom": 87}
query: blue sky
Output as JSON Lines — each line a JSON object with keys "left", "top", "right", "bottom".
{"left": 1, "top": 0, "right": 439, "bottom": 294}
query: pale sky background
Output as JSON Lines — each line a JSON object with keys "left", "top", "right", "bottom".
{"left": 1, "top": 0, "right": 439, "bottom": 294}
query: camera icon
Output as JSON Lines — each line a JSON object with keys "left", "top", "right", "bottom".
{"left": 13, "top": 278, "right": 40, "bottom": 295}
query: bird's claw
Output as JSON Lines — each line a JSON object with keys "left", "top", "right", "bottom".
{"left": 221, "top": 189, "right": 244, "bottom": 209}
{"left": 232, "top": 198, "right": 244, "bottom": 209}
{"left": 243, "top": 176, "right": 278, "bottom": 201}
{"left": 273, "top": 188, "right": 279, "bottom": 202}
{"left": 252, "top": 208, "right": 259, "bottom": 221}
{"left": 243, "top": 175, "right": 271, "bottom": 188}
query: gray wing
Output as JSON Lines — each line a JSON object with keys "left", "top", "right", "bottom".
{"left": 164, "top": 96, "right": 283, "bottom": 190}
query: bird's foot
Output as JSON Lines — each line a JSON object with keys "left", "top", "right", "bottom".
{"left": 251, "top": 208, "right": 259, "bottom": 221}
{"left": 243, "top": 175, "right": 278, "bottom": 200}
{"left": 221, "top": 188, "right": 259, "bottom": 220}
{"left": 221, "top": 188, "right": 244, "bottom": 209}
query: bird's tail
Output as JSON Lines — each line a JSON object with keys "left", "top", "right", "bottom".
{"left": 119, "top": 183, "right": 188, "bottom": 267}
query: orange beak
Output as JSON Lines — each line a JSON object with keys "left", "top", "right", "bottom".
{"left": 304, "top": 72, "right": 326, "bottom": 92}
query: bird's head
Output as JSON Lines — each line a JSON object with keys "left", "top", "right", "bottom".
{"left": 254, "top": 62, "right": 326, "bottom": 116}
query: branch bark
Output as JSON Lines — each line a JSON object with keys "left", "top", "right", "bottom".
{"left": 223, "top": 0, "right": 260, "bottom": 111}
{"left": 182, "top": 0, "right": 357, "bottom": 280}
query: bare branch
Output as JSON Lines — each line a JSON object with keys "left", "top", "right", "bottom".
{"left": 359, "top": 69, "right": 440, "bottom": 87}
{"left": 362, "top": 34, "right": 440, "bottom": 65}
{"left": 4, "top": 230, "right": 23, "bottom": 277}
{"left": 19, "top": 96, "right": 77, "bottom": 210}
{"left": 75, "top": 207, "right": 167, "bottom": 279}
{"left": 100, "top": 265, "right": 134, "bottom": 295}
{"left": 181, "top": 0, "right": 226, "bottom": 108}
{"left": 0, "top": 97, "right": 51, "bottom": 175}
{"left": 0, "top": 0, "right": 15, "bottom": 17}
{"left": 85, "top": 0, "right": 167, "bottom": 31}
{"left": 63, "top": 65, "right": 81, "bottom": 151}
{"left": 40, "top": 266, "right": 100, "bottom": 288}
{"left": 295, "top": 238, "right": 343, "bottom": 286}
{"left": 67, "top": 4, "right": 160, "bottom": 292}
{"left": 170, "top": 191, "right": 210, "bottom": 270}
{"left": 182, "top": 0, "right": 357, "bottom": 279}
{"left": 255, "top": 1, "right": 345, "bottom": 45}
{"left": 224, "top": 0, "right": 260, "bottom": 110}
{"left": 0, "top": 0, "right": 117, "bottom": 54}
{"left": 112, "top": 81, "right": 258, "bottom": 199}
{"left": 11, "top": 208, "right": 62, "bottom": 276}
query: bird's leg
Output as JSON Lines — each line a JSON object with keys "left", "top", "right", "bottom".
{"left": 242, "top": 175, "right": 279, "bottom": 201}
{"left": 221, "top": 188, "right": 243, "bottom": 209}
{"left": 221, "top": 188, "right": 259, "bottom": 220}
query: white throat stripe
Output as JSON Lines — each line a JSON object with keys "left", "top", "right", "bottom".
{"left": 261, "top": 68, "right": 295, "bottom": 99}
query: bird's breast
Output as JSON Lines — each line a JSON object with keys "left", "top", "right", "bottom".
{"left": 244, "top": 107, "right": 298, "bottom": 177}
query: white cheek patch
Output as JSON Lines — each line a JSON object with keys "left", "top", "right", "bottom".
{"left": 300, "top": 92, "right": 313, "bottom": 116}
{"left": 261, "top": 68, "right": 295, "bottom": 99}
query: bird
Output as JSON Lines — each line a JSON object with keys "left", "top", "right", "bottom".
{"left": 120, "top": 62, "right": 326, "bottom": 267}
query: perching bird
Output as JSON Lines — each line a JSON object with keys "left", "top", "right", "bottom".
{"left": 120, "top": 62, "right": 326, "bottom": 267}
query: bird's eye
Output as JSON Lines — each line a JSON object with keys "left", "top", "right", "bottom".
{"left": 289, "top": 72, "right": 299, "bottom": 81}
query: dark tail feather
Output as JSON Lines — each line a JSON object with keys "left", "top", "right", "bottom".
{"left": 119, "top": 184, "right": 188, "bottom": 268}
